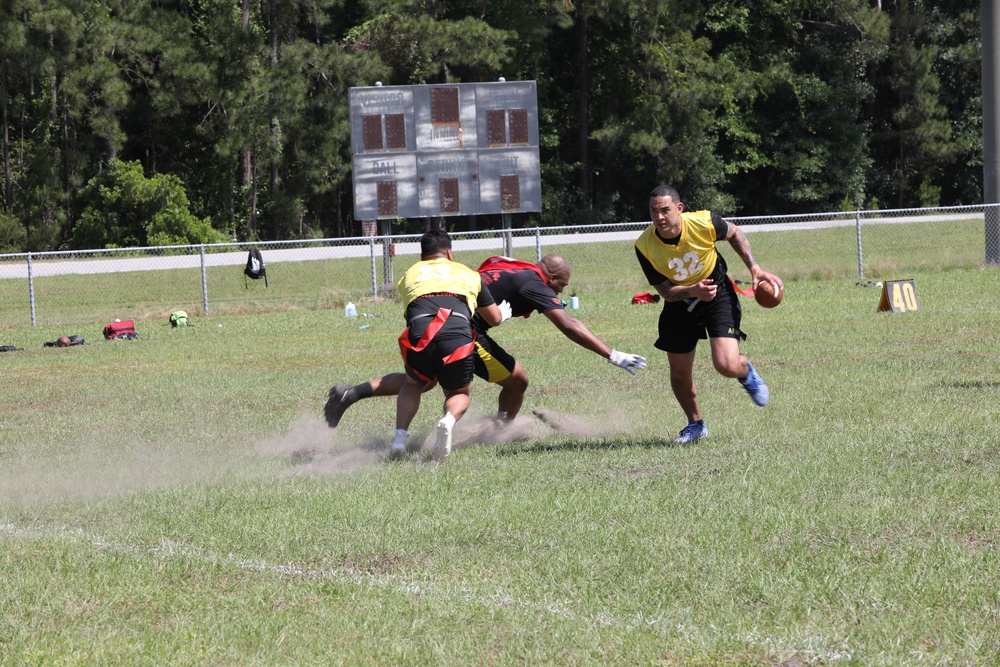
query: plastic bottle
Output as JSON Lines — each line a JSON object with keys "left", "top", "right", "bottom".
{"left": 345, "top": 301, "right": 357, "bottom": 317}
{"left": 570, "top": 294, "right": 579, "bottom": 310}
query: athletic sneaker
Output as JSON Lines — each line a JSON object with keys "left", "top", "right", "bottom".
{"left": 323, "top": 384, "right": 356, "bottom": 427}
{"left": 675, "top": 421, "right": 708, "bottom": 444}
{"left": 739, "top": 362, "right": 770, "bottom": 406}
{"left": 388, "top": 430, "right": 408, "bottom": 460}
{"left": 433, "top": 417, "right": 453, "bottom": 463}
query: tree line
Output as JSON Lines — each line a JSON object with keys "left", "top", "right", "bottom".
{"left": 0, "top": 0, "right": 984, "bottom": 251}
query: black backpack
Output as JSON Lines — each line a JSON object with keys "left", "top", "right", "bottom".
{"left": 244, "top": 248, "right": 268, "bottom": 288}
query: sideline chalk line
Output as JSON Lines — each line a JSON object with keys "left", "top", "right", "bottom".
{"left": 3, "top": 522, "right": 850, "bottom": 662}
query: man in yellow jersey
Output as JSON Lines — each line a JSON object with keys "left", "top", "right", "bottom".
{"left": 324, "top": 254, "right": 647, "bottom": 429}
{"left": 392, "top": 229, "right": 509, "bottom": 462}
{"left": 634, "top": 184, "right": 783, "bottom": 444}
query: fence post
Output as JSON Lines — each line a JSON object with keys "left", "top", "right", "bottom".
{"left": 369, "top": 236, "right": 377, "bottom": 296}
{"left": 534, "top": 228, "right": 542, "bottom": 262}
{"left": 380, "top": 220, "right": 394, "bottom": 294}
{"left": 200, "top": 245, "right": 210, "bottom": 314}
{"left": 984, "top": 0, "right": 1000, "bottom": 263}
{"left": 502, "top": 213, "right": 513, "bottom": 257}
{"left": 986, "top": 204, "right": 1000, "bottom": 266}
{"left": 27, "top": 252, "right": 36, "bottom": 327}
{"left": 855, "top": 210, "right": 864, "bottom": 279}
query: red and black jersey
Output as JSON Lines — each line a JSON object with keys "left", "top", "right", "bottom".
{"left": 473, "top": 256, "right": 563, "bottom": 332}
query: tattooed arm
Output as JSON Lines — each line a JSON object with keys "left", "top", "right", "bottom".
{"left": 721, "top": 221, "right": 783, "bottom": 291}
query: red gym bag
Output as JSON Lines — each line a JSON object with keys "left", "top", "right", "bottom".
{"left": 103, "top": 319, "right": 139, "bottom": 340}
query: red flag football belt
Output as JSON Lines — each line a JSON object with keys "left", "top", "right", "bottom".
{"left": 398, "top": 307, "right": 476, "bottom": 366}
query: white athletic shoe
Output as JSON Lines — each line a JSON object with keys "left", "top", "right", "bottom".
{"left": 433, "top": 417, "right": 453, "bottom": 463}
{"left": 389, "top": 430, "right": 408, "bottom": 460}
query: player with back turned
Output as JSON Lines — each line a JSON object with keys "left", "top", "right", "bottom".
{"left": 324, "top": 253, "right": 647, "bottom": 433}
{"left": 389, "top": 229, "right": 508, "bottom": 462}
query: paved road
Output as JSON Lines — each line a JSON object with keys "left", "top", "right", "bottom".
{"left": 0, "top": 211, "right": 980, "bottom": 279}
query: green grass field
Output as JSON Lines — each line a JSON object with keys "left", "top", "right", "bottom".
{"left": 2, "top": 252, "right": 999, "bottom": 665}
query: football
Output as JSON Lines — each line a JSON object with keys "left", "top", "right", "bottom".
{"left": 754, "top": 280, "right": 783, "bottom": 308}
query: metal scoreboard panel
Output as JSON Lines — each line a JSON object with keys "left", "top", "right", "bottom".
{"left": 478, "top": 148, "right": 541, "bottom": 213}
{"left": 350, "top": 81, "right": 541, "bottom": 220}
{"left": 472, "top": 81, "right": 539, "bottom": 147}
{"left": 351, "top": 153, "right": 419, "bottom": 219}
{"left": 411, "top": 85, "right": 479, "bottom": 150}
{"left": 417, "top": 150, "right": 481, "bottom": 216}
{"left": 348, "top": 86, "right": 417, "bottom": 154}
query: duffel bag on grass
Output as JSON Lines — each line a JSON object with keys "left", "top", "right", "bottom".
{"left": 103, "top": 319, "right": 138, "bottom": 340}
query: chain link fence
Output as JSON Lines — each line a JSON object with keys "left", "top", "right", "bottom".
{"left": 1, "top": 204, "right": 996, "bottom": 328}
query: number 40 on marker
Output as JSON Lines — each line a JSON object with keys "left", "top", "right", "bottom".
{"left": 877, "top": 279, "right": 920, "bottom": 313}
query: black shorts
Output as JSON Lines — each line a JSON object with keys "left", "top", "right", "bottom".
{"left": 471, "top": 333, "right": 517, "bottom": 383}
{"left": 403, "top": 333, "right": 476, "bottom": 391}
{"left": 654, "top": 278, "right": 744, "bottom": 354}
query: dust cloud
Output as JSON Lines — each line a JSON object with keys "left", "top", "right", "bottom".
{"left": 261, "top": 406, "right": 622, "bottom": 476}
{"left": 1, "top": 407, "right": 621, "bottom": 507}
{"left": 256, "top": 413, "right": 386, "bottom": 476}
{"left": 529, "top": 408, "right": 619, "bottom": 438}
{"left": 0, "top": 437, "right": 258, "bottom": 506}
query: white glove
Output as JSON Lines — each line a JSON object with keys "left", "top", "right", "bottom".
{"left": 497, "top": 300, "right": 512, "bottom": 323}
{"left": 608, "top": 349, "right": 647, "bottom": 375}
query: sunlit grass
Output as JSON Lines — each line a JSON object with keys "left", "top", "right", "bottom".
{"left": 1, "top": 258, "right": 998, "bottom": 665}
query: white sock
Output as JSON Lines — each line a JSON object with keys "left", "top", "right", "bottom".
{"left": 392, "top": 429, "right": 408, "bottom": 444}
{"left": 438, "top": 412, "right": 456, "bottom": 429}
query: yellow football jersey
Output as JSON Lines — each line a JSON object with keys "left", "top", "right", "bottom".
{"left": 398, "top": 258, "right": 483, "bottom": 312}
{"left": 634, "top": 210, "right": 719, "bottom": 286}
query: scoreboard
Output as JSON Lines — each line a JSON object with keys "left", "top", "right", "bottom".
{"left": 349, "top": 81, "right": 541, "bottom": 220}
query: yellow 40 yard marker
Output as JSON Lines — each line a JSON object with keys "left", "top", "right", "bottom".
{"left": 877, "top": 279, "right": 920, "bottom": 313}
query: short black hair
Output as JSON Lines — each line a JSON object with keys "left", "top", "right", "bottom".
{"left": 420, "top": 228, "right": 452, "bottom": 258}
{"left": 650, "top": 184, "right": 681, "bottom": 201}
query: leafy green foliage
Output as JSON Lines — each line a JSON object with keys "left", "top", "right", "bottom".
{"left": 0, "top": 0, "right": 989, "bottom": 250}
{"left": 0, "top": 210, "right": 27, "bottom": 253}
{"left": 70, "top": 159, "right": 227, "bottom": 248}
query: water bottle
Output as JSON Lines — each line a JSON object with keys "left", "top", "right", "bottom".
{"left": 570, "top": 294, "right": 579, "bottom": 310}
{"left": 345, "top": 301, "right": 357, "bottom": 317}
